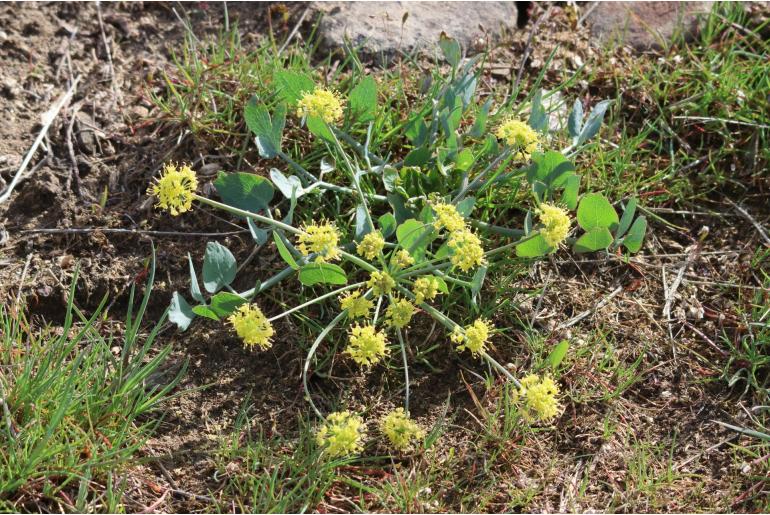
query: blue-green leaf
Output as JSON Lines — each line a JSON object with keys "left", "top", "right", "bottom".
{"left": 567, "top": 99, "right": 583, "bottom": 140}
{"left": 438, "top": 33, "right": 461, "bottom": 69}
{"left": 299, "top": 263, "right": 347, "bottom": 286}
{"left": 270, "top": 168, "right": 303, "bottom": 199}
{"left": 169, "top": 292, "right": 195, "bottom": 331}
{"left": 378, "top": 213, "right": 397, "bottom": 238}
{"left": 529, "top": 89, "right": 548, "bottom": 132}
{"left": 187, "top": 253, "right": 205, "bottom": 303}
{"left": 214, "top": 172, "right": 274, "bottom": 214}
{"left": 615, "top": 198, "right": 638, "bottom": 239}
{"left": 397, "top": 219, "right": 432, "bottom": 260}
{"left": 577, "top": 99, "right": 611, "bottom": 145}
{"left": 404, "top": 146, "right": 431, "bottom": 167}
{"left": 202, "top": 241, "right": 237, "bottom": 293}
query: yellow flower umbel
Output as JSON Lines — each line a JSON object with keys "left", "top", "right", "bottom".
{"left": 346, "top": 324, "right": 390, "bottom": 366}
{"left": 316, "top": 411, "right": 366, "bottom": 457}
{"left": 412, "top": 276, "right": 441, "bottom": 304}
{"left": 432, "top": 202, "right": 466, "bottom": 233}
{"left": 452, "top": 319, "right": 492, "bottom": 356}
{"left": 357, "top": 232, "right": 385, "bottom": 260}
{"left": 380, "top": 408, "right": 425, "bottom": 451}
{"left": 385, "top": 298, "right": 416, "bottom": 329}
{"left": 297, "top": 222, "right": 341, "bottom": 262}
{"left": 447, "top": 229, "right": 484, "bottom": 272}
{"left": 519, "top": 374, "right": 562, "bottom": 422}
{"left": 297, "top": 87, "right": 344, "bottom": 124}
{"left": 340, "top": 290, "right": 373, "bottom": 319}
{"left": 391, "top": 249, "right": 414, "bottom": 269}
{"left": 495, "top": 118, "right": 540, "bottom": 161}
{"left": 537, "top": 203, "right": 571, "bottom": 249}
{"left": 147, "top": 162, "right": 198, "bottom": 216}
{"left": 227, "top": 304, "right": 275, "bottom": 350}
{"left": 367, "top": 270, "right": 395, "bottom": 296}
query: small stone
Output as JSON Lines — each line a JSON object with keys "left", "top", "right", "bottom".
{"left": 315, "top": 2, "right": 519, "bottom": 63}
{"left": 585, "top": 2, "right": 714, "bottom": 51}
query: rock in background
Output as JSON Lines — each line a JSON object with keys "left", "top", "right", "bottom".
{"left": 584, "top": 1, "right": 713, "bottom": 51}
{"left": 315, "top": 2, "right": 519, "bottom": 62}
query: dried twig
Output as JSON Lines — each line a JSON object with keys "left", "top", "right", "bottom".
{"left": 727, "top": 199, "right": 770, "bottom": 246}
{"left": 95, "top": 1, "right": 116, "bottom": 99}
{"left": 513, "top": 4, "right": 552, "bottom": 94}
{"left": 65, "top": 102, "right": 83, "bottom": 196}
{"left": 277, "top": 6, "right": 309, "bottom": 56}
{"left": 555, "top": 285, "right": 623, "bottom": 331}
{"left": 21, "top": 227, "right": 248, "bottom": 238}
{"left": 0, "top": 77, "right": 80, "bottom": 204}
{"left": 16, "top": 254, "right": 32, "bottom": 304}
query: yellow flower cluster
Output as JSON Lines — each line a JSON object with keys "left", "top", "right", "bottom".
{"left": 432, "top": 202, "right": 467, "bottom": 233}
{"left": 147, "top": 162, "right": 198, "bottom": 216}
{"left": 227, "top": 304, "right": 274, "bottom": 350}
{"left": 346, "top": 324, "right": 390, "bottom": 366}
{"left": 385, "top": 298, "right": 416, "bottom": 329}
{"left": 519, "top": 374, "right": 561, "bottom": 422}
{"left": 367, "top": 270, "right": 395, "bottom": 296}
{"left": 357, "top": 231, "right": 385, "bottom": 260}
{"left": 495, "top": 118, "right": 540, "bottom": 161}
{"left": 340, "top": 290, "right": 373, "bottom": 319}
{"left": 380, "top": 408, "right": 425, "bottom": 451}
{"left": 451, "top": 319, "right": 492, "bottom": 356}
{"left": 316, "top": 411, "right": 366, "bottom": 457}
{"left": 412, "top": 276, "right": 441, "bottom": 304}
{"left": 537, "top": 203, "right": 571, "bottom": 248}
{"left": 391, "top": 249, "right": 414, "bottom": 269}
{"left": 447, "top": 229, "right": 485, "bottom": 272}
{"left": 296, "top": 87, "right": 344, "bottom": 124}
{"left": 297, "top": 222, "right": 341, "bottom": 262}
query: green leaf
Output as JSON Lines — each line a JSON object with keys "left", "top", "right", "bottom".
{"left": 247, "top": 218, "right": 269, "bottom": 245}
{"left": 299, "top": 263, "right": 347, "bottom": 286}
{"left": 469, "top": 98, "right": 492, "bottom": 138}
{"left": 192, "top": 304, "right": 220, "bottom": 321}
{"left": 577, "top": 99, "right": 611, "bottom": 145}
{"left": 187, "top": 253, "right": 204, "bottom": 303}
{"left": 470, "top": 265, "right": 487, "bottom": 299}
{"left": 529, "top": 89, "right": 548, "bottom": 132}
{"left": 306, "top": 115, "right": 334, "bottom": 141}
{"left": 387, "top": 193, "right": 412, "bottom": 223}
{"left": 169, "top": 292, "right": 195, "bottom": 331}
{"left": 349, "top": 76, "right": 377, "bottom": 122}
{"left": 378, "top": 213, "right": 397, "bottom": 238}
{"left": 202, "top": 241, "right": 237, "bottom": 293}
{"left": 438, "top": 33, "right": 461, "bottom": 68}
{"left": 547, "top": 340, "right": 569, "bottom": 368}
{"left": 615, "top": 198, "right": 638, "bottom": 239}
{"left": 456, "top": 197, "right": 476, "bottom": 217}
{"left": 404, "top": 146, "right": 431, "bottom": 167}
{"left": 275, "top": 70, "right": 315, "bottom": 105}
{"left": 567, "top": 99, "right": 583, "bottom": 140}
{"left": 455, "top": 149, "right": 474, "bottom": 172}
{"left": 214, "top": 172, "right": 274, "bottom": 214}
{"left": 516, "top": 233, "right": 552, "bottom": 257}
{"left": 209, "top": 292, "right": 247, "bottom": 317}
{"left": 573, "top": 226, "right": 613, "bottom": 253}
{"left": 355, "top": 203, "right": 373, "bottom": 240}
{"left": 433, "top": 276, "right": 449, "bottom": 294}
{"left": 576, "top": 193, "right": 619, "bottom": 231}
{"left": 244, "top": 98, "right": 284, "bottom": 158}
{"left": 561, "top": 174, "right": 581, "bottom": 210}
{"left": 622, "top": 216, "right": 647, "bottom": 253}
{"left": 397, "top": 219, "right": 432, "bottom": 260}
{"left": 269, "top": 168, "right": 303, "bottom": 199}
{"left": 273, "top": 232, "right": 299, "bottom": 270}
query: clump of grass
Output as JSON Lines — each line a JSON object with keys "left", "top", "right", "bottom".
{"left": 0, "top": 259, "right": 184, "bottom": 512}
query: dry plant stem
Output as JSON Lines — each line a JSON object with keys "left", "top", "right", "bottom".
{"left": 0, "top": 76, "right": 80, "bottom": 204}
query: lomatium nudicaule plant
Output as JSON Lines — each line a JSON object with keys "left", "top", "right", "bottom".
{"left": 152, "top": 38, "right": 648, "bottom": 459}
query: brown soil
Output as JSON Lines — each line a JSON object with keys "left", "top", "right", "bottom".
{"left": 1, "top": 2, "right": 769, "bottom": 513}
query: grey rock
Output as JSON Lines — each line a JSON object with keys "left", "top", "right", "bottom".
{"left": 315, "top": 2, "right": 518, "bottom": 63}
{"left": 585, "top": 1, "right": 713, "bottom": 51}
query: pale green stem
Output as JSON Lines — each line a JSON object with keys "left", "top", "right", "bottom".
{"left": 452, "top": 148, "right": 512, "bottom": 204}
{"left": 395, "top": 284, "right": 520, "bottom": 387}
{"left": 194, "top": 194, "right": 302, "bottom": 235}
{"left": 303, "top": 310, "right": 348, "bottom": 419}
{"left": 372, "top": 295, "right": 384, "bottom": 326}
{"left": 396, "top": 327, "right": 410, "bottom": 413}
{"left": 276, "top": 149, "right": 317, "bottom": 184}
{"left": 328, "top": 124, "right": 376, "bottom": 234}
{"left": 267, "top": 282, "right": 365, "bottom": 322}
{"left": 431, "top": 270, "right": 472, "bottom": 288}
{"left": 339, "top": 250, "right": 378, "bottom": 273}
